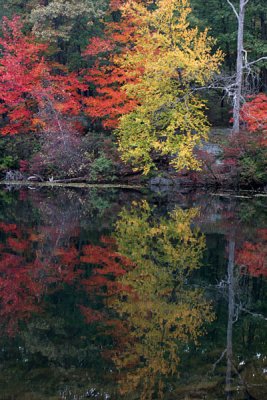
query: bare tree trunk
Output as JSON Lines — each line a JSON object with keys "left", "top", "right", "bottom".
{"left": 225, "top": 238, "right": 235, "bottom": 397}
{"left": 233, "top": 2, "right": 245, "bottom": 133}
{"left": 226, "top": 0, "right": 250, "bottom": 134}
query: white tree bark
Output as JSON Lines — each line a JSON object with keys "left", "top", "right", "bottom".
{"left": 226, "top": 0, "right": 250, "bottom": 133}
{"left": 233, "top": 1, "right": 245, "bottom": 133}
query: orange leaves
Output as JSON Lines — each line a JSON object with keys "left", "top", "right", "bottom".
{"left": 83, "top": 61, "right": 138, "bottom": 127}
{"left": 83, "top": 2, "right": 141, "bottom": 129}
{"left": 84, "top": 87, "right": 137, "bottom": 129}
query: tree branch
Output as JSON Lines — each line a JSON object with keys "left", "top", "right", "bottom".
{"left": 240, "top": 307, "right": 267, "bottom": 321}
{"left": 226, "top": 0, "right": 239, "bottom": 20}
{"left": 246, "top": 56, "right": 267, "bottom": 67}
{"left": 212, "top": 349, "right": 227, "bottom": 372}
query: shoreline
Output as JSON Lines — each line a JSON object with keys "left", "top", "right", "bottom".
{"left": 1, "top": 180, "right": 267, "bottom": 197}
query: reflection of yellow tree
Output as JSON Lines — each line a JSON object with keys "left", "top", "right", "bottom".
{"left": 110, "top": 201, "right": 214, "bottom": 400}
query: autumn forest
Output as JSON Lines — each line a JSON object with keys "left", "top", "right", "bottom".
{"left": 0, "top": 0, "right": 266, "bottom": 187}
{"left": 0, "top": 1, "right": 266, "bottom": 400}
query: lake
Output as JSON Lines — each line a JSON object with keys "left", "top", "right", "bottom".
{"left": 0, "top": 187, "right": 266, "bottom": 400}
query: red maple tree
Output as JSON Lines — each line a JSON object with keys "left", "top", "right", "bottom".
{"left": 0, "top": 16, "right": 84, "bottom": 136}
{"left": 240, "top": 93, "right": 267, "bottom": 141}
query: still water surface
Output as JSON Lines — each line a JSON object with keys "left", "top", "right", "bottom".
{"left": 0, "top": 187, "right": 266, "bottom": 400}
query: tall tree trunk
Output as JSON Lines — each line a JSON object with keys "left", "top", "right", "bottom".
{"left": 233, "top": 2, "right": 245, "bottom": 133}
{"left": 226, "top": 0, "right": 250, "bottom": 133}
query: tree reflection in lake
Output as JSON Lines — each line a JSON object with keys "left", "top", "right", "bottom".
{"left": 195, "top": 195, "right": 267, "bottom": 400}
{"left": 109, "top": 201, "right": 214, "bottom": 400}
{"left": 0, "top": 188, "right": 266, "bottom": 399}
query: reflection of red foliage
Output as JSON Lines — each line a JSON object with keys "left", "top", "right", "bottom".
{"left": 0, "top": 246, "right": 43, "bottom": 335}
{"left": 79, "top": 305, "right": 104, "bottom": 323}
{"left": 0, "top": 222, "right": 17, "bottom": 233}
{"left": 236, "top": 229, "right": 267, "bottom": 277}
{"left": 0, "top": 222, "right": 81, "bottom": 335}
{"left": 81, "top": 244, "right": 134, "bottom": 295}
{"left": 81, "top": 245, "right": 128, "bottom": 276}
{"left": 0, "top": 218, "right": 135, "bottom": 336}
{"left": 258, "top": 229, "right": 267, "bottom": 241}
{"left": 78, "top": 241, "right": 135, "bottom": 327}
{"left": 100, "top": 235, "right": 117, "bottom": 245}
{"left": 6, "top": 237, "right": 28, "bottom": 252}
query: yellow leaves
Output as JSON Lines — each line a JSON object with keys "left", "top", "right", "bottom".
{"left": 31, "top": 117, "right": 46, "bottom": 129}
{"left": 108, "top": 201, "right": 213, "bottom": 399}
{"left": 170, "top": 134, "right": 204, "bottom": 171}
{"left": 113, "top": 0, "right": 223, "bottom": 173}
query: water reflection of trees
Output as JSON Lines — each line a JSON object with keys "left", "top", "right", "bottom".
{"left": 197, "top": 196, "right": 267, "bottom": 400}
{"left": 0, "top": 193, "right": 215, "bottom": 399}
{"left": 0, "top": 189, "right": 129, "bottom": 399}
{"left": 0, "top": 189, "right": 266, "bottom": 399}
{"left": 108, "top": 201, "right": 214, "bottom": 400}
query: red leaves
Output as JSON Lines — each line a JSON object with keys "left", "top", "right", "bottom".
{"left": 236, "top": 242, "right": 267, "bottom": 277}
{"left": 79, "top": 305, "right": 104, "bottom": 323}
{"left": 81, "top": 244, "right": 131, "bottom": 279}
{"left": 0, "top": 222, "right": 17, "bottom": 233}
{"left": 240, "top": 94, "right": 267, "bottom": 140}
{"left": 0, "top": 213, "right": 136, "bottom": 335}
{"left": 19, "top": 160, "right": 29, "bottom": 173}
{"left": 0, "top": 16, "right": 83, "bottom": 136}
{"left": 236, "top": 228, "right": 267, "bottom": 277}
{"left": 6, "top": 237, "right": 28, "bottom": 252}
{"left": 83, "top": 37, "right": 114, "bottom": 56}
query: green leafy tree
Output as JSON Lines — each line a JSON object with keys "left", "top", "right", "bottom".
{"left": 29, "top": 0, "right": 107, "bottom": 41}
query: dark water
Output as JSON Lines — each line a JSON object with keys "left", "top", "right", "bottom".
{"left": 0, "top": 187, "right": 266, "bottom": 400}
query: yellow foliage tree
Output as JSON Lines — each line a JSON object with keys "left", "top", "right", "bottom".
{"left": 108, "top": 201, "right": 214, "bottom": 399}
{"left": 115, "top": 0, "right": 223, "bottom": 173}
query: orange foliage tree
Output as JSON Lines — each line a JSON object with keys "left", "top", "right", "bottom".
{"left": 82, "top": 1, "right": 142, "bottom": 129}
